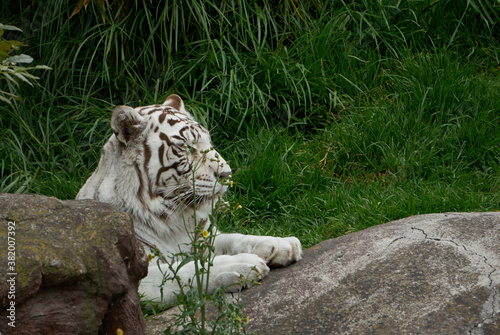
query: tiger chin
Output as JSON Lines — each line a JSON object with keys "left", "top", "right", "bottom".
{"left": 76, "top": 94, "right": 302, "bottom": 307}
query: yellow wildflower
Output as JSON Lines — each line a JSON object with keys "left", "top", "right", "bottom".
{"left": 229, "top": 180, "right": 234, "bottom": 187}
{"left": 245, "top": 316, "right": 250, "bottom": 324}
{"left": 202, "top": 230, "right": 209, "bottom": 238}
{"left": 116, "top": 329, "right": 124, "bottom": 335}
{"left": 148, "top": 254, "right": 153, "bottom": 262}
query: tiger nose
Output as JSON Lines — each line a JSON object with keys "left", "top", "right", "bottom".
{"left": 218, "top": 171, "right": 232, "bottom": 179}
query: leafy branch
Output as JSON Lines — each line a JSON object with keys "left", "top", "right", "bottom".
{"left": 0, "top": 23, "right": 51, "bottom": 106}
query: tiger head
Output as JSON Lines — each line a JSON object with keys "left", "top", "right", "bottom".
{"left": 77, "top": 94, "right": 231, "bottom": 251}
{"left": 111, "top": 94, "right": 231, "bottom": 208}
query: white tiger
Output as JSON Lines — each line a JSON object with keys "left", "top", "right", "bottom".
{"left": 76, "top": 94, "right": 302, "bottom": 306}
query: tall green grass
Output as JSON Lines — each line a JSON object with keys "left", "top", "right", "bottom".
{"left": 1, "top": 0, "right": 499, "bottom": 247}
{"left": 226, "top": 43, "right": 499, "bottom": 246}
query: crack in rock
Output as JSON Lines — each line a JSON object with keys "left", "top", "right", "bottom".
{"left": 410, "top": 227, "right": 463, "bottom": 249}
{"left": 410, "top": 227, "right": 498, "bottom": 334}
{"left": 468, "top": 267, "right": 498, "bottom": 335}
{"left": 386, "top": 236, "right": 406, "bottom": 247}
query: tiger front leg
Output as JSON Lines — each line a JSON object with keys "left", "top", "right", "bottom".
{"left": 140, "top": 253, "right": 269, "bottom": 308}
{"left": 214, "top": 233, "right": 303, "bottom": 267}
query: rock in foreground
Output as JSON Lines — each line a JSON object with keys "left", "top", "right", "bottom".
{"left": 146, "top": 212, "right": 500, "bottom": 335}
{"left": 0, "top": 193, "right": 149, "bottom": 335}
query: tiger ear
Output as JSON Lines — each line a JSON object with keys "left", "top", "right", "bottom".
{"left": 163, "top": 94, "right": 194, "bottom": 119}
{"left": 110, "top": 105, "right": 144, "bottom": 144}
{"left": 163, "top": 94, "right": 184, "bottom": 111}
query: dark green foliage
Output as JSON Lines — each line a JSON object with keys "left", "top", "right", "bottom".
{"left": 1, "top": 0, "right": 499, "bottom": 247}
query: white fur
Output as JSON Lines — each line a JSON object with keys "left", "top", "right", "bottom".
{"left": 76, "top": 95, "right": 302, "bottom": 307}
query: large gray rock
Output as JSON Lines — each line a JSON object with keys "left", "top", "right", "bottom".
{"left": 0, "top": 193, "right": 149, "bottom": 335}
{"left": 146, "top": 212, "right": 500, "bottom": 334}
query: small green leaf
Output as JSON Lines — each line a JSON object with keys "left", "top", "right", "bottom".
{"left": 0, "top": 24, "right": 23, "bottom": 32}
{"left": 0, "top": 93, "right": 15, "bottom": 105}
{"left": 1, "top": 72, "right": 20, "bottom": 86}
{"left": 12, "top": 72, "right": 34, "bottom": 86}
{"left": 0, "top": 50, "right": 8, "bottom": 61}
{"left": 0, "top": 89, "right": 20, "bottom": 100}
{"left": 7, "top": 54, "right": 34, "bottom": 64}
{"left": 31, "top": 65, "right": 52, "bottom": 71}
{"left": 0, "top": 40, "right": 12, "bottom": 53}
{"left": 0, "top": 96, "right": 13, "bottom": 104}
{"left": 0, "top": 40, "right": 26, "bottom": 54}
{"left": 7, "top": 40, "right": 26, "bottom": 50}
{"left": 13, "top": 70, "right": 40, "bottom": 81}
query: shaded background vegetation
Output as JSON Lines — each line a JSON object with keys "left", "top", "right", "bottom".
{"left": 1, "top": 0, "right": 499, "bottom": 247}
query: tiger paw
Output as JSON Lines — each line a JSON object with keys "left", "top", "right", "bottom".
{"left": 251, "top": 236, "right": 302, "bottom": 267}
{"left": 215, "top": 234, "right": 303, "bottom": 267}
{"left": 209, "top": 253, "right": 270, "bottom": 291}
